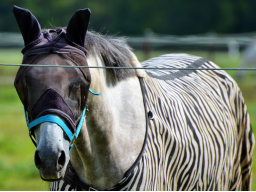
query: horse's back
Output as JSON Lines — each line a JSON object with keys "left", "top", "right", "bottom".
{"left": 137, "top": 53, "right": 254, "bottom": 190}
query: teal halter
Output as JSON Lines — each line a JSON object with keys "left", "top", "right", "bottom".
{"left": 24, "top": 88, "right": 100, "bottom": 152}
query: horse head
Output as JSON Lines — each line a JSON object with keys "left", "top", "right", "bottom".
{"left": 13, "top": 6, "right": 91, "bottom": 181}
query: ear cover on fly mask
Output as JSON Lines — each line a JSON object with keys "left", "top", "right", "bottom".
{"left": 13, "top": 5, "right": 41, "bottom": 46}
{"left": 66, "top": 8, "right": 91, "bottom": 47}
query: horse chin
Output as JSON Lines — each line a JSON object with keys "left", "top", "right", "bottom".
{"left": 38, "top": 166, "right": 67, "bottom": 182}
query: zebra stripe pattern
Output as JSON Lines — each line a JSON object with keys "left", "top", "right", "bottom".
{"left": 51, "top": 180, "right": 76, "bottom": 191}
{"left": 50, "top": 53, "right": 254, "bottom": 190}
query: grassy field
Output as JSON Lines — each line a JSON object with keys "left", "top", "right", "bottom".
{"left": 0, "top": 48, "right": 255, "bottom": 190}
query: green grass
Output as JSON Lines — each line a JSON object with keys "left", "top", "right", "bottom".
{"left": 0, "top": 85, "right": 49, "bottom": 190}
{"left": 0, "top": 48, "right": 256, "bottom": 190}
{"left": 0, "top": 48, "right": 22, "bottom": 77}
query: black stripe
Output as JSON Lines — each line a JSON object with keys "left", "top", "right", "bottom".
{"left": 146, "top": 57, "right": 208, "bottom": 80}
{"left": 60, "top": 182, "right": 68, "bottom": 191}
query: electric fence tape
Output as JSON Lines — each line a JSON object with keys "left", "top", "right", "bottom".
{"left": 1, "top": 63, "right": 256, "bottom": 71}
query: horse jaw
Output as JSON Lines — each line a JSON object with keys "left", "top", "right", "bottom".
{"left": 33, "top": 122, "right": 70, "bottom": 181}
{"left": 70, "top": 55, "right": 146, "bottom": 189}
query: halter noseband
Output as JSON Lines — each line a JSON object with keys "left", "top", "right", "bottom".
{"left": 24, "top": 89, "right": 100, "bottom": 152}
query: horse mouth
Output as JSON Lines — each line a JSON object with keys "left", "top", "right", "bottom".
{"left": 38, "top": 167, "right": 67, "bottom": 182}
{"left": 40, "top": 176, "right": 64, "bottom": 182}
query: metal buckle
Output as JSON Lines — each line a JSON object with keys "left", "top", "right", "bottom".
{"left": 89, "top": 187, "right": 97, "bottom": 191}
{"left": 70, "top": 134, "right": 76, "bottom": 146}
{"left": 69, "top": 134, "right": 76, "bottom": 152}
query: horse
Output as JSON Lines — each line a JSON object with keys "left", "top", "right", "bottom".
{"left": 12, "top": 6, "right": 254, "bottom": 190}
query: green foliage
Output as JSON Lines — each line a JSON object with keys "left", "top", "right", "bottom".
{"left": 1, "top": 0, "right": 256, "bottom": 35}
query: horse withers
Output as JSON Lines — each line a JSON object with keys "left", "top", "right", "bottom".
{"left": 13, "top": 6, "right": 254, "bottom": 191}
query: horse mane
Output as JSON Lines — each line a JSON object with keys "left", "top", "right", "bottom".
{"left": 44, "top": 28, "right": 138, "bottom": 81}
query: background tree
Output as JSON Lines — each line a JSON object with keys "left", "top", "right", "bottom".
{"left": 1, "top": 0, "right": 256, "bottom": 35}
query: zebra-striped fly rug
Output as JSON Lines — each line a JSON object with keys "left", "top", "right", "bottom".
{"left": 51, "top": 53, "right": 253, "bottom": 191}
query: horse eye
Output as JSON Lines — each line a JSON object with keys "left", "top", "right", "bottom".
{"left": 72, "top": 83, "right": 80, "bottom": 90}
{"left": 23, "top": 78, "right": 27, "bottom": 87}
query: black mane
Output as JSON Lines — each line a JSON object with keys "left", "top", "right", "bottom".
{"left": 44, "top": 28, "right": 137, "bottom": 81}
{"left": 85, "top": 31, "right": 137, "bottom": 81}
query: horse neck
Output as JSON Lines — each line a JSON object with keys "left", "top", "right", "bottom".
{"left": 70, "top": 54, "right": 146, "bottom": 190}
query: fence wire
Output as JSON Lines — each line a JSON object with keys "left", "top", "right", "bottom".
{"left": 1, "top": 63, "right": 256, "bottom": 71}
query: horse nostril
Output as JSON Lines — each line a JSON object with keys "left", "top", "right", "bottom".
{"left": 57, "top": 151, "right": 66, "bottom": 169}
{"left": 34, "top": 150, "right": 42, "bottom": 169}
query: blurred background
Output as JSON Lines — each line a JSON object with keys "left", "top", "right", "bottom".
{"left": 0, "top": 0, "right": 256, "bottom": 190}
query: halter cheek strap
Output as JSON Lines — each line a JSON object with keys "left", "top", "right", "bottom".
{"left": 89, "top": 88, "right": 101, "bottom": 95}
{"left": 23, "top": 89, "right": 101, "bottom": 152}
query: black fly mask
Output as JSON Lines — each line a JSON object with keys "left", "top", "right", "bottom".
{"left": 13, "top": 6, "right": 99, "bottom": 149}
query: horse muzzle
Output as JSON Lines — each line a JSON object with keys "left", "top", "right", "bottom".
{"left": 33, "top": 122, "right": 70, "bottom": 181}
{"left": 35, "top": 149, "right": 66, "bottom": 181}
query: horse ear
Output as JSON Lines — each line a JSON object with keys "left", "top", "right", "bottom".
{"left": 13, "top": 5, "right": 41, "bottom": 46}
{"left": 66, "top": 8, "right": 91, "bottom": 47}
